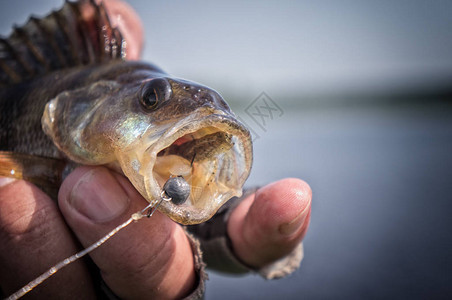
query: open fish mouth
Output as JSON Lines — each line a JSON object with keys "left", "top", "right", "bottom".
{"left": 119, "top": 110, "right": 253, "bottom": 225}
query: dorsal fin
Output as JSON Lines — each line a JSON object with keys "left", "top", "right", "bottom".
{"left": 0, "top": 0, "right": 127, "bottom": 86}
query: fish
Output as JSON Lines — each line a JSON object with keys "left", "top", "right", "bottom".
{"left": 0, "top": 0, "right": 253, "bottom": 225}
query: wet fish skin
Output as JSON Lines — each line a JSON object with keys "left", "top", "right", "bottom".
{"left": 0, "top": 60, "right": 160, "bottom": 158}
{"left": 1, "top": 59, "right": 231, "bottom": 157}
{"left": 38, "top": 62, "right": 234, "bottom": 163}
{"left": 0, "top": 60, "right": 253, "bottom": 224}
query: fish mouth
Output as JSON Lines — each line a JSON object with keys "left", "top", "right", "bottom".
{"left": 141, "top": 110, "right": 252, "bottom": 224}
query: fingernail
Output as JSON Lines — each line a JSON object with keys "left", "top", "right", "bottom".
{"left": 69, "top": 168, "right": 129, "bottom": 223}
{"left": 279, "top": 209, "right": 308, "bottom": 237}
{"left": 0, "top": 177, "right": 16, "bottom": 188}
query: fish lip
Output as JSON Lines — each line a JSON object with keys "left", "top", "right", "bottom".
{"left": 143, "top": 108, "right": 252, "bottom": 224}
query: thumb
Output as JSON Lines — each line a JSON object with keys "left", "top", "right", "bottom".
{"left": 228, "top": 178, "right": 312, "bottom": 268}
{"left": 58, "top": 166, "right": 196, "bottom": 299}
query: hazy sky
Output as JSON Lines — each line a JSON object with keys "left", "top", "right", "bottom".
{"left": 1, "top": 0, "right": 452, "bottom": 97}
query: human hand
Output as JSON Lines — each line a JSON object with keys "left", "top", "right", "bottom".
{"left": 0, "top": 166, "right": 196, "bottom": 299}
{"left": 0, "top": 167, "right": 311, "bottom": 299}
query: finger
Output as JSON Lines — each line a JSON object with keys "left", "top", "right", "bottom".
{"left": 58, "top": 166, "right": 196, "bottom": 299}
{"left": 227, "top": 178, "right": 312, "bottom": 268}
{"left": 0, "top": 178, "right": 95, "bottom": 299}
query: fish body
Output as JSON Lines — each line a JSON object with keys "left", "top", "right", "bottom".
{"left": 0, "top": 1, "right": 252, "bottom": 225}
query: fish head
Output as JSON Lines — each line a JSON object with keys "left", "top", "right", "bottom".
{"left": 117, "top": 76, "right": 253, "bottom": 224}
{"left": 43, "top": 70, "right": 253, "bottom": 225}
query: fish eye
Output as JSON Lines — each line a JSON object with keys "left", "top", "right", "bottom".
{"left": 139, "top": 78, "right": 172, "bottom": 110}
{"left": 140, "top": 87, "right": 158, "bottom": 109}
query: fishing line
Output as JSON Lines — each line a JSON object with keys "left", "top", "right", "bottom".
{"left": 6, "top": 191, "right": 172, "bottom": 300}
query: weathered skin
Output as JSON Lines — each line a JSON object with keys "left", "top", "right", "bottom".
{"left": 0, "top": 1, "right": 253, "bottom": 225}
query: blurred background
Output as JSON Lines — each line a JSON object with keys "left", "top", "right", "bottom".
{"left": 2, "top": 1, "right": 452, "bottom": 299}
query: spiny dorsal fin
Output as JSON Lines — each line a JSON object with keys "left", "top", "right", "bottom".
{"left": 0, "top": 0, "right": 127, "bottom": 86}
